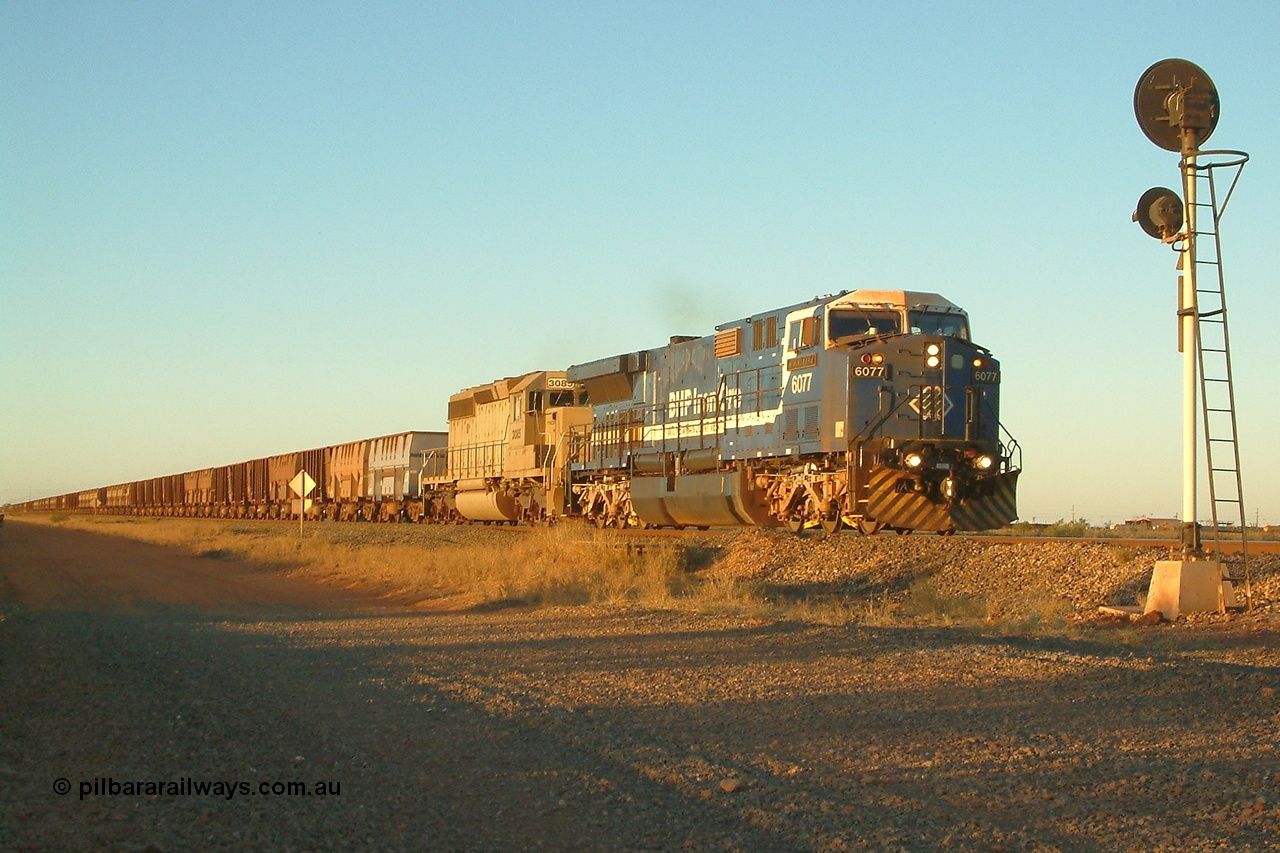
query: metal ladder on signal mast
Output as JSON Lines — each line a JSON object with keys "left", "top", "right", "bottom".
{"left": 1187, "top": 152, "right": 1250, "bottom": 603}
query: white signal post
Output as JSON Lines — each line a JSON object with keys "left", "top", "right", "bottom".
{"left": 1179, "top": 149, "right": 1199, "bottom": 552}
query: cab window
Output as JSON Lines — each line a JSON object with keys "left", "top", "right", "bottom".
{"left": 828, "top": 309, "right": 901, "bottom": 342}
{"left": 908, "top": 311, "right": 969, "bottom": 339}
{"left": 788, "top": 316, "right": 819, "bottom": 350}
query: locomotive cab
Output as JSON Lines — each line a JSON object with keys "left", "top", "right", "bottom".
{"left": 825, "top": 293, "right": 970, "bottom": 349}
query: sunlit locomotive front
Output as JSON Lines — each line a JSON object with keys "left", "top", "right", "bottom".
{"left": 567, "top": 289, "right": 1019, "bottom": 533}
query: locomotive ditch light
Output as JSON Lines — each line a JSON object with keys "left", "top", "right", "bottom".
{"left": 975, "top": 455, "right": 995, "bottom": 471}
{"left": 904, "top": 452, "right": 925, "bottom": 469}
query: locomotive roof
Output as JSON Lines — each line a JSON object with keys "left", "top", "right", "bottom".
{"left": 572, "top": 289, "right": 970, "bottom": 381}
{"left": 832, "top": 289, "right": 963, "bottom": 312}
{"left": 722, "top": 289, "right": 964, "bottom": 330}
{"left": 448, "top": 369, "right": 566, "bottom": 404}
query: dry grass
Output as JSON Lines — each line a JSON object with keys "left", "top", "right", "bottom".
{"left": 30, "top": 516, "right": 690, "bottom": 609}
{"left": 23, "top": 514, "right": 1263, "bottom": 637}
{"left": 22, "top": 516, "right": 842, "bottom": 619}
{"left": 3, "top": 515, "right": 1048, "bottom": 630}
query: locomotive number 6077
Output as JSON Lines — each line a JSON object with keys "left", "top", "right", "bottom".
{"left": 789, "top": 372, "right": 814, "bottom": 394}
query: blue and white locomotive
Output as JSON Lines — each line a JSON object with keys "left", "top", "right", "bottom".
{"left": 566, "top": 289, "right": 1019, "bottom": 533}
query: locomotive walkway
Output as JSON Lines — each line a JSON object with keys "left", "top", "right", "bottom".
{"left": 2, "top": 518, "right": 1278, "bottom": 851}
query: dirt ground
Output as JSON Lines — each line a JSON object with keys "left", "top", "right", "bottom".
{"left": 1, "top": 518, "right": 1277, "bottom": 852}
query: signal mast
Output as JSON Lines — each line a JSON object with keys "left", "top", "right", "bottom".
{"left": 1132, "top": 59, "right": 1251, "bottom": 615}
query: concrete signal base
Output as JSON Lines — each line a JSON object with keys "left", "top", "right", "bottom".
{"left": 1145, "top": 559, "right": 1237, "bottom": 620}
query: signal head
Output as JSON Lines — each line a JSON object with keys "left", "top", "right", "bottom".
{"left": 1134, "top": 58, "right": 1219, "bottom": 153}
{"left": 1132, "top": 187, "right": 1184, "bottom": 241}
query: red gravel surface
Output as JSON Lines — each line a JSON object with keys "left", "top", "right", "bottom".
{"left": 2, "top": 518, "right": 1278, "bottom": 852}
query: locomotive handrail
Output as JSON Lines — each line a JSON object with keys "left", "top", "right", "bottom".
{"left": 999, "top": 427, "right": 1022, "bottom": 472}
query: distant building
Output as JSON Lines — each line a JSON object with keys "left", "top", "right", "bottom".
{"left": 1119, "top": 516, "right": 1182, "bottom": 531}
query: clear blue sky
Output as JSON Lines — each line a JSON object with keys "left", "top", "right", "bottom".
{"left": 3, "top": 1, "right": 1277, "bottom": 525}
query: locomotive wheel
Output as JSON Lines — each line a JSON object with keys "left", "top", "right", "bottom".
{"left": 820, "top": 514, "right": 843, "bottom": 535}
{"left": 856, "top": 518, "right": 883, "bottom": 536}
{"left": 938, "top": 527, "right": 956, "bottom": 536}
{"left": 785, "top": 514, "right": 806, "bottom": 535}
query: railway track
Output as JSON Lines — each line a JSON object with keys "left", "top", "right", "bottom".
{"left": 17, "top": 511, "right": 1278, "bottom": 555}
{"left": 582, "top": 523, "right": 1280, "bottom": 555}
{"left": 962, "top": 534, "right": 1278, "bottom": 554}
{"left": 537, "top": 520, "right": 1277, "bottom": 553}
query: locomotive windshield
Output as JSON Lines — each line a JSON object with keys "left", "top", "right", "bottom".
{"left": 828, "top": 309, "right": 901, "bottom": 342}
{"left": 908, "top": 310, "right": 968, "bottom": 340}
{"left": 548, "top": 390, "right": 576, "bottom": 407}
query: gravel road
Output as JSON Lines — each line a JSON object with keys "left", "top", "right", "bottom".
{"left": 2, "top": 519, "right": 1278, "bottom": 852}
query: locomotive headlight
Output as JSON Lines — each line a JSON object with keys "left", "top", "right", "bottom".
{"left": 975, "top": 454, "right": 995, "bottom": 471}
{"left": 925, "top": 354, "right": 942, "bottom": 368}
{"left": 925, "top": 343, "right": 941, "bottom": 368}
{"left": 904, "top": 452, "right": 924, "bottom": 469}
